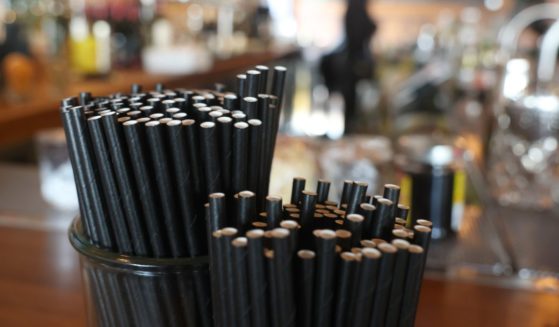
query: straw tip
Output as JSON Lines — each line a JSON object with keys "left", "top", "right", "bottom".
{"left": 384, "top": 183, "right": 400, "bottom": 190}
{"left": 392, "top": 239, "right": 411, "bottom": 250}
{"left": 145, "top": 121, "right": 160, "bottom": 127}
{"left": 209, "top": 192, "right": 226, "bottom": 199}
{"left": 335, "top": 229, "right": 351, "bottom": 238}
{"left": 239, "top": 190, "right": 255, "bottom": 198}
{"left": 266, "top": 195, "right": 282, "bottom": 202}
{"left": 378, "top": 243, "right": 398, "bottom": 254}
{"left": 297, "top": 250, "right": 315, "bottom": 259}
{"left": 182, "top": 119, "right": 196, "bottom": 126}
{"left": 414, "top": 225, "right": 432, "bottom": 233}
{"left": 340, "top": 252, "right": 358, "bottom": 261}
{"left": 166, "top": 120, "right": 182, "bottom": 126}
{"left": 347, "top": 214, "right": 364, "bottom": 222}
{"left": 221, "top": 227, "right": 238, "bottom": 237}
{"left": 360, "top": 203, "right": 376, "bottom": 210}
{"left": 271, "top": 228, "right": 290, "bottom": 239}
{"left": 217, "top": 116, "right": 233, "bottom": 124}
{"left": 362, "top": 247, "right": 382, "bottom": 259}
{"left": 318, "top": 229, "right": 336, "bottom": 240}
{"left": 248, "top": 119, "right": 262, "bottom": 126}
{"left": 378, "top": 198, "right": 393, "bottom": 206}
{"left": 360, "top": 240, "right": 376, "bottom": 248}
{"left": 200, "top": 121, "right": 215, "bottom": 128}
{"left": 409, "top": 245, "right": 424, "bottom": 254}
{"left": 417, "top": 219, "right": 433, "bottom": 227}
{"left": 234, "top": 121, "right": 249, "bottom": 129}
{"left": 280, "top": 220, "right": 299, "bottom": 229}
{"left": 232, "top": 237, "right": 248, "bottom": 247}
{"left": 246, "top": 229, "right": 265, "bottom": 239}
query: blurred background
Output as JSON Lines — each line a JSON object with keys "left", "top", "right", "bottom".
{"left": 1, "top": 0, "right": 559, "bottom": 296}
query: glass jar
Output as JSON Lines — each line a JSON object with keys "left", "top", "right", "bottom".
{"left": 68, "top": 218, "right": 211, "bottom": 327}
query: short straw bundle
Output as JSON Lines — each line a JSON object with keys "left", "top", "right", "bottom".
{"left": 207, "top": 178, "right": 433, "bottom": 327}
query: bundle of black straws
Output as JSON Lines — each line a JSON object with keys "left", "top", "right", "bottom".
{"left": 207, "top": 178, "right": 432, "bottom": 327}
{"left": 61, "top": 65, "right": 287, "bottom": 258}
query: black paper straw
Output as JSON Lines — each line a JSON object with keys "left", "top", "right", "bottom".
{"left": 265, "top": 195, "right": 283, "bottom": 229}
{"left": 61, "top": 106, "right": 98, "bottom": 245}
{"left": 210, "top": 230, "right": 227, "bottom": 326}
{"left": 271, "top": 228, "right": 296, "bottom": 327}
{"left": 358, "top": 203, "right": 376, "bottom": 239}
{"left": 279, "top": 220, "right": 299, "bottom": 252}
{"left": 232, "top": 237, "right": 251, "bottom": 327}
{"left": 145, "top": 121, "right": 187, "bottom": 257}
{"left": 296, "top": 249, "right": 315, "bottom": 327}
{"left": 68, "top": 106, "right": 113, "bottom": 249}
{"left": 383, "top": 184, "right": 401, "bottom": 207}
{"left": 200, "top": 121, "right": 223, "bottom": 194}
{"left": 265, "top": 249, "right": 279, "bottom": 327}
{"left": 208, "top": 193, "right": 227, "bottom": 232}
{"left": 87, "top": 116, "right": 134, "bottom": 254}
{"left": 221, "top": 227, "right": 239, "bottom": 327}
{"left": 300, "top": 191, "right": 317, "bottom": 247}
{"left": 237, "top": 74, "right": 247, "bottom": 98}
{"left": 166, "top": 120, "right": 204, "bottom": 256}
{"left": 246, "top": 229, "right": 269, "bottom": 327}
{"left": 346, "top": 182, "right": 368, "bottom": 215}
{"left": 255, "top": 65, "right": 269, "bottom": 94}
{"left": 236, "top": 191, "right": 256, "bottom": 233}
{"left": 232, "top": 122, "right": 249, "bottom": 194}
{"left": 290, "top": 177, "right": 306, "bottom": 205}
{"left": 316, "top": 180, "right": 331, "bottom": 204}
{"left": 385, "top": 239, "right": 411, "bottom": 327}
{"left": 350, "top": 247, "right": 382, "bottom": 327}
{"left": 224, "top": 94, "right": 239, "bottom": 111}
{"left": 335, "top": 229, "right": 352, "bottom": 252}
{"left": 122, "top": 120, "right": 169, "bottom": 257}
{"left": 397, "top": 204, "right": 410, "bottom": 221}
{"left": 247, "top": 119, "right": 263, "bottom": 200}
{"left": 398, "top": 245, "right": 426, "bottom": 327}
{"left": 392, "top": 229, "right": 409, "bottom": 241}
{"left": 383, "top": 184, "right": 400, "bottom": 220}
{"left": 246, "top": 70, "right": 261, "bottom": 98}
{"left": 370, "top": 242, "right": 397, "bottom": 327}
{"left": 242, "top": 97, "right": 258, "bottom": 119}
{"left": 334, "top": 252, "right": 358, "bottom": 327}
{"left": 339, "top": 180, "right": 353, "bottom": 208}
{"left": 313, "top": 229, "right": 337, "bottom": 327}
{"left": 373, "top": 198, "right": 394, "bottom": 240}
{"left": 102, "top": 112, "right": 152, "bottom": 256}
{"left": 345, "top": 214, "right": 364, "bottom": 248}
{"left": 271, "top": 66, "right": 287, "bottom": 108}
{"left": 182, "top": 119, "right": 204, "bottom": 200}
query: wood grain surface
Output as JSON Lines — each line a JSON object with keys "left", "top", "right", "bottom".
{"left": 0, "top": 225, "right": 558, "bottom": 327}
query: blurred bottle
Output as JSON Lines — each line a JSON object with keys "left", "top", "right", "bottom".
{"left": 110, "top": 0, "right": 142, "bottom": 69}
{"left": 0, "top": 0, "right": 34, "bottom": 102}
{"left": 68, "top": 0, "right": 111, "bottom": 77}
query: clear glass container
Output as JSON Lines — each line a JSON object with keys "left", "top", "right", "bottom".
{"left": 68, "top": 218, "right": 211, "bottom": 327}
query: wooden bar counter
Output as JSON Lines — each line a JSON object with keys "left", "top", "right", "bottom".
{"left": 0, "top": 222, "right": 558, "bottom": 327}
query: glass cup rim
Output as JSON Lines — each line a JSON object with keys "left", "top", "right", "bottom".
{"left": 68, "top": 217, "right": 208, "bottom": 272}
